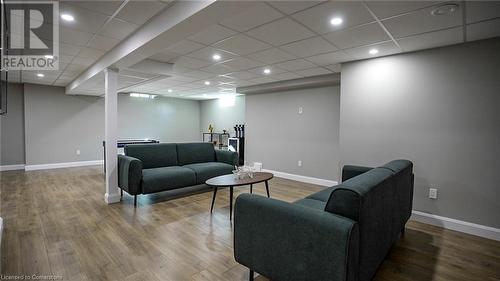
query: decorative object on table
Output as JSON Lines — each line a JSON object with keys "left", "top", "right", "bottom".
{"left": 208, "top": 124, "right": 214, "bottom": 133}
{"left": 222, "top": 129, "right": 227, "bottom": 134}
{"left": 232, "top": 163, "right": 256, "bottom": 179}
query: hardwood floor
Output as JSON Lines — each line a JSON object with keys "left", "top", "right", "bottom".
{"left": 1, "top": 166, "right": 499, "bottom": 281}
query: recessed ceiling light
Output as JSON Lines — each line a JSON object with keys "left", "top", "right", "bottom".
{"left": 330, "top": 17, "right": 343, "bottom": 26}
{"left": 263, "top": 68, "right": 271, "bottom": 75}
{"left": 44, "top": 55, "right": 53, "bottom": 59}
{"left": 61, "top": 14, "right": 74, "bottom": 22}
{"left": 369, "top": 49, "right": 379, "bottom": 55}
{"left": 167, "top": 89, "right": 173, "bottom": 93}
{"left": 37, "top": 73, "right": 44, "bottom": 77}
{"left": 431, "top": 4, "right": 459, "bottom": 16}
{"left": 204, "top": 81, "right": 211, "bottom": 85}
{"left": 212, "top": 54, "right": 221, "bottom": 61}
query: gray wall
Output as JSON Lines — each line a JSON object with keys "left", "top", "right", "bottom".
{"left": 246, "top": 86, "right": 341, "bottom": 181}
{"left": 340, "top": 38, "right": 500, "bottom": 228}
{"left": 23, "top": 84, "right": 200, "bottom": 165}
{"left": 1, "top": 83, "right": 25, "bottom": 165}
{"left": 200, "top": 95, "right": 245, "bottom": 137}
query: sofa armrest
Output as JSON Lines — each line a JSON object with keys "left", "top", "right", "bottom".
{"left": 342, "top": 165, "right": 373, "bottom": 182}
{"left": 118, "top": 154, "right": 143, "bottom": 195}
{"left": 234, "top": 194, "right": 359, "bottom": 281}
{"left": 215, "top": 149, "right": 238, "bottom": 167}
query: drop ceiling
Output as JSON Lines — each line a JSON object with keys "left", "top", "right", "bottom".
{"left": 6, "top": 0, "right": 500, "bottom": 100}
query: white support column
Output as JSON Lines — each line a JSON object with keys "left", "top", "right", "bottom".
{"left": 104, "top": 68, "right": 120, "bottom": 204}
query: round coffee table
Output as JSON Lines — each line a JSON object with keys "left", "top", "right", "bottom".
{"left": 206, "top": 172, "right": 273, "bottom": 220}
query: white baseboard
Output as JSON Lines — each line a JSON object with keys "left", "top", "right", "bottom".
{"left": 411, "top": 210, "right": 500, "bottom": 242}
{"left": 262, "top": 169, "right": 337, "bottom": 187}
{"left": 25, "top": 160, "right": 103, "bottom": 171}
{"left": 0, "top": 164, "right": 25, "bottom": 171}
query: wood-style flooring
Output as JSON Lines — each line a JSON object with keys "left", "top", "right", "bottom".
{"left": 1, "top": 166, "right": 499, "bottom": 280}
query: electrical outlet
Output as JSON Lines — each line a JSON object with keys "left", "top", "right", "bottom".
{"left": 76, "top": 149, "right": 81, "bottom": 155}
{"left": 298, "top": 160, "right": 302, "bottom": 167}
{"left": 429, "top": 188, "right": 438, "bottom": 199}
{"left": 298, "top": 107, "right": 303, "bottom": 114}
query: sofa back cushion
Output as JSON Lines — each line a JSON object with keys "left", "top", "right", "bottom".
{"left": 124, "top": 143, "right": 178, "bottom": 169}
{"left": 177, "top": 142, "right": 215, "bottom": 165}
{"left": 325, "top": 160, "right": 413, "bottom": 281}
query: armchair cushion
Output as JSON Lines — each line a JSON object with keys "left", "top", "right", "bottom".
{"left": 215, "top": 149, "right": 238, "bottom": 166}
{"left": 141, "top": 166, "right": 196, "bottom": 194}
{"left": 183, "top": 162, "right": 234, "bottom": 184}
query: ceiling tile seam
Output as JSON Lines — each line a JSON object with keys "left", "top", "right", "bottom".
{"left": 461, "top": 0, "right": 467, "bottom": 42}
{"left": 51, "top": 0, "right": 130, "bottom": 86}
{"left": 362, "top": 1, "right": 402, "bottom": 50}
{"left": 393, "top": 25, "right": 464, "bottom": 41}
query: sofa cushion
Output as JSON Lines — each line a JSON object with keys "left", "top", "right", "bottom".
{"left": 141, "top": 166, "right": 196, "bottom": 194}
{"left": 183, "top": 162, "right": 234, "bottom": 184}
{"left": 293, "top": 198, "right": 326, "bottom": 210}
{"left": 125, "top": 143, "right": 178, "bottom": 169}
{"left": 177, "top": 143, "right": 215, "bottom": 165}
{"left": 306, "top": 186, "right": 336, "bottom": 202}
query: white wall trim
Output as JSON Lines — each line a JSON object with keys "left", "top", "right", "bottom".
{"left": 24, "top": 160, "right": 103, "bottom": 171}
{"left": 0, "top": 164, "right": 25, "bottom": 171}
{"left": 411, "top": 210, "right": 500, "bottom": 242}
{"left": 262, "top": 169, "right": 337, "bottom": 187}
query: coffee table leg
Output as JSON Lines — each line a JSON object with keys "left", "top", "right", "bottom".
{"left": 229, "top": 186, "right": 234, "bottom": 221}
{"left": 250, "top": 184, "right": 253, "bottom": 194}
{"left": 265, "top": 180, "right": 270, "bottom": 198}
{"left": 210, "top": 187, "right": 218, "bottom": 213}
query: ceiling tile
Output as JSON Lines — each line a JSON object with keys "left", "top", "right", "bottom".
{"left": 171, "top": 56, "right": 213, "bottom": 69}
{"left": 281, "top": 36, "right": 338, "bottom": 57}
{"left": 200, "top": 64, "right": 234, "bottom": 75}
{"left": 166, "top": 40, "right": 205, "bottom": 55}
{"left": 116, "top": 0, "right": 166, "bottom": 25}
{"left": 221, "top": 57, "right": 265, "bottom": 71}
{"left": 324, "top": 22, "right": 390, "bottom": 49}
{"left": 274, "top": 59, "right": 317, "bottom": 71}
{"left": 60, "top": 3, "right": 109, "bottom": 34}
{"left": 183, "top": 70, "right": 215, "bottom": 79}
{"left": 465, "top": 1, "right": 500, "bottom": 24}
{"left": 219, "top": 2, "right": 284, "bottom": 32}
{"left": 149, "top": 50, "right": 180, "bottom": 62}
{"left": 246, "top": 18, "right": 316, "bottom": 46}
{"left": 325, "top": 64, "right": 341, "bottom": 72}
{"left": 306, "top": 50, "right": 352, "bottom": 65}
{"left": 382, "top": 2, "right": 462, "bottom": 38}
{"left": 292, "top": 1, "right": 375, "bottom": 34}
{"left": 99, "top": 18, "right": 139, "bottom": 40}
{"left": 365, "top": 1, "right": 442, "bottom": 19}
{"left": 398, "top": 27, "right": 463, "bottom": 52}
{"left": 60, "top": 43, "right": 82, "bottom": 56}
{"left": 344, "top": 41, "right": 400, "bottom": 60}
{"left": 71, "top": 57, "right": 95, "bottom": 67}
{"left": 246, "top": 48, "right": 297, "bottom": 64}
{"left": 70, "top": 1, "right": 123, "bottom": 16}
{"left": 224, "top": 71, "right": 260, "bottom": 80}
{"left": 60, "top": 27, "right": 93, "bottom": 47}
{"left": 187, "top": 25, "right": 238, "bottom": 45}
{"left": 120, "top": 69, "right": 157, "bottom": 80}
{"left": 295, "top": 67, "right": 331, "bottom": 77}
{"left": 214, "top": 34, "right": 272, "bottom": 55}
{"left": 466, "top": 18, "right": 500, "bottom": 41}
{"left": 267, "top": 1, "right": 324, "bottom": 15}
{"left": 87, "top": 35, "right": 120, "bottom": 51}
{"left": 187, "top": 47, "right": 238, "bottom": 62}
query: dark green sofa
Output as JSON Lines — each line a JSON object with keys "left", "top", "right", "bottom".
{"left": 118, "top": 142, "right": 238, "bottom": 206}
{"left": 234, "top": 159, "right": 414, "bottom": 281}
